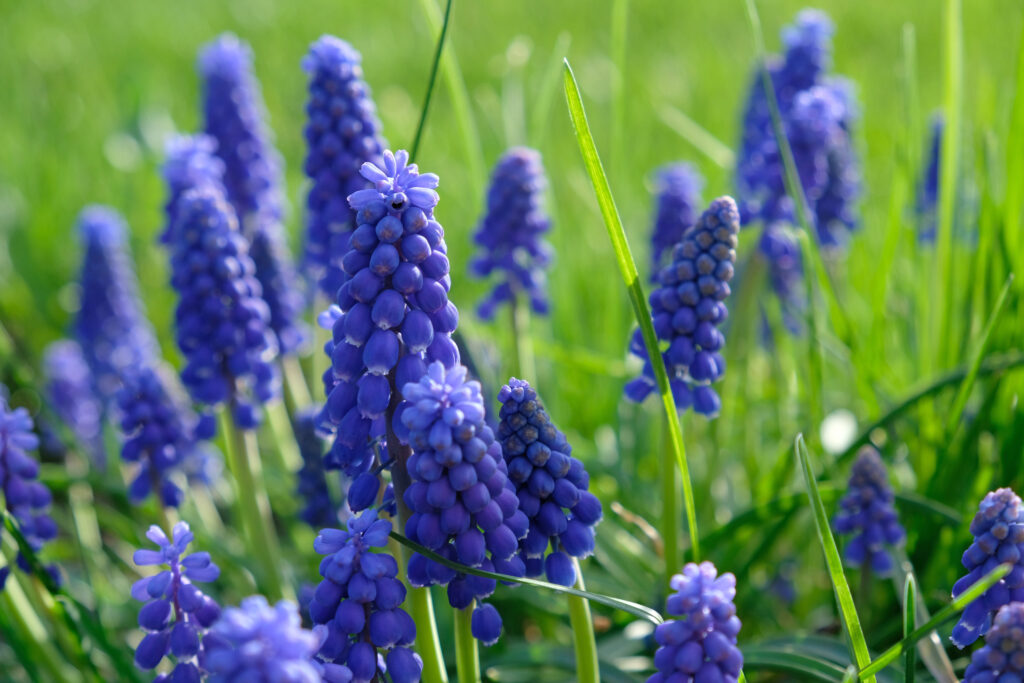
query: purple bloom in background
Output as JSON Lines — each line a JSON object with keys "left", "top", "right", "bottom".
{"left": 649, "top": 163, "right": 703, "bottom": 278}
{"left": 399, "top": 362, "right": 527, "bottom": 646}
{"left": 832, "top": 447, "right": 905, "bottom": 575}
{"left": 161, "top": 135, "right": 226, "bottom": 245}
{"left": 497, "top": 378, "right": 602, "bottom": 587}
{"left": 964, "top": 602, "right": 1024, "bottom": 682}
{"left": 199, "top": 33, "right": 308, "bottom": 354}
{"left": 624, "top": 197, "right": 741, "bottom": 417}
{"left": 302, "top": 35, "right": 387, "bottom": 298}
{"left": 131, "top": 521, "right": 220, "bottom": 679}
{"left": 916, "top": 115, "right": 943, "bottom": 243}
{"left": 309, "top": 509, "right": 422, "bottom": 682}
{"left": 951, "top": 488, "right": 1024, "bottom": 648}
{"left": 470, "top": 147, "right": 552, "bottom": 320}
{"left": 42, "top": 340, "right": 106, "bottom": 468}
{"left": 294, "top": 406, "right": 338, "bottom": 529}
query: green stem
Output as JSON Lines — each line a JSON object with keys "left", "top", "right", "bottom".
{"left": 508, "top": 295, "right": 536, "bottom": 381}
{"left": 661, "top": 419, "right": 679, "bottom": 583}
{"left": 0, "top": 566, "right": 72, "bottom": 682}
{"left": 282, "top": 355, "right": 313, "bottom": 415}
{"left": 266, "top": 399, "right": 302, "bottom": 472}
{"left": 568, "top": 558, "right": 600, "bottom": 683}
{"left": 454, "top": 604, "right": 481, "bottom": 683}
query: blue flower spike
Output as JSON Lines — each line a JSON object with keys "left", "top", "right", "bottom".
{"left": 42, "top": 340, "right": 105, "bottom": 467}
{"left": 649, "top": 163, "right": 703, "bottom": 278}
{"left": 832, "top": 447, "right": 905, "bottom": 576}
{"left": 964, "top": 602, "right": 1024, "bottom": 682}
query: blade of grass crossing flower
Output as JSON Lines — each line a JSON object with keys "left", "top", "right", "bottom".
{"left": 903, "top": 575, "right": 916, "bottom": 683}
{"left": 562, "top": 59, "right": 700, "bottom": 570}
{"left": 409, "top": 0, "right": 453, "bottom": 161}
{"left": 798, "top": 232, "right": 825, "bottom": 432}
{"left": 657, "top": 104, "right": 736, "bottom": 170}
{"left": 794, "top": 435, "right": 874, "bottom": 681}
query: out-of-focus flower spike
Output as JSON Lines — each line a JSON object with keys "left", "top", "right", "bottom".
{"left": 832, "top": 447, "right": 905, "bottom": 576}
{"left": 649, "top": 163, "right": 703, "bottom": 278}
{"left": 42, "top": 340, "right": 106, "bottom": 467}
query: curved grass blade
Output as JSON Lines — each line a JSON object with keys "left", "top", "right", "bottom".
{"left": 741, "top": 646, "right": 847, "bottom": 682}
{"left": 903, "top": 575, "right": 916, "bottom": 683}
{"left": 409, "top": 0, "right": 453, "bottom": 162}
{"left": 795, "top": 435, "right": 875, "bottom": 681}
{"left": 389, "top": 531, "right": 664, "bottom": 624}
{"left": 657, "top": 104, "right": 736, "bottom": 170}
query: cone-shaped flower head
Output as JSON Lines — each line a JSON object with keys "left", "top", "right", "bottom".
{"left": 131, "top": 521, "right": 220, "bottom": 678}
{"left": 73, "top": 206, "right": 158, "bottom": 406}
{"left": 309, "top": 509, "right": 423, "bottom": 682}
{"left": 497, "top": 378, "right": 602, "bottom": 587}
{"left": 624, "top": 197, "right": 741, "bottom": 417}
{"left": 649, "top": 163, "right": 703, "bottom": 277}
{"left": 302, "top": 35, "right": 387, "bottom": 297}
{"left": 294, "top": 406, "right": 337, "bottom": 529}
{"left": 964, "top": 602, "right": 1024, "bottom": 682}
{"left": 648, "top": 562, "right": 743, "bottom": 683}
{"left": 470, "top": 147, "right": 552, "bottom": 320}
{"left": 43, "top": 340, "right": 105, "bottom": 467}
{"left": 916, "top": 115, "right": 943, "bottom": 243}
{"left": 399, "top": 362, "right": 528, "bottom": 646}
{"left": 161, "top": 135, "right": 226, "bottom": 245}
{"left": 951, "top": 488, "right": 1024, "bottom": 648}
{"left": 169, "top": 185, "right": 280, "bottom": 429}
{"left": 318, "top": 149, "right": 460, "bottom": 483}
{"left": 0, "top": 392, "right": 58, "bottom": 590}
{"left": 199, "top": 33, "right": 307, "bottom": 354}
{"left": 832, "top": 447, "right": 905, "bottom": 575}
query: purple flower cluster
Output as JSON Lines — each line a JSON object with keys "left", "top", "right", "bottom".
{"left": 294, "top": 407, "right": 337, "bottom": 529}
{"left": 624, "top": 197, "right": 741, "bottom": 417}
{"left": 399, "top": 362, "right": 527, "bottom": 645}
{"left": 302, "top": 35, "right": 387, "bottom": 298}
{"left": 832, "top": 447, "right": 905, "bottom": 575}
{"left": 952, "top": 488, "right": 1024, "bottom": 648}
{"left": 470, "top": 147, "right": 552, "bottom": 320}
{"left": 497, "top": 378, "right": 602, "bottom": 587}
{"left": 131, "top": 522, "right": 220, "bottom": 680}
{"left": 42, "top": 340, "right": 105, "bottom": 467}
{"left": 161, "top": 135, "right": 226, "bottom": 245}
{"left": 964, "top": 602, "right": 1024, "bottom": 682}
{"left": 649, "top": 163, "right": 703, "bottom": 278}
{"left": 648, "top": 562, "right": 743, "bottom": 683}
{"left": 309, "top": 510, "right": 422, "bottom": 682}
{"left": 916, "top": 115, "right": 943, "bottom": 243}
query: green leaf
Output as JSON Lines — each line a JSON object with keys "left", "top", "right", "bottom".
{"left": 903, "top": 575, "right": 916, "bottom": 683}
{"left": 409, "top": 0, "right": 453, "bottom": 162}
{"left": 657, "top": 104, "right": 736, "bottom": 170}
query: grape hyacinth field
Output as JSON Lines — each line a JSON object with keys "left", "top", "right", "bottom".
{"left": 2, "top": 0, "right": 1024, "bottom": 680}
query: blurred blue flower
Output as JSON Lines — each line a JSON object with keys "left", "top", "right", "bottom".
{"left": 161, "top": 134, "right": 226, "bottom": 245}
{"left": 649, "top": 163, "right": 703, "bottom": 278}
{"left": 294, "top": 406, "right": 337, "bottom": 529}
{"left": 916, "top": 115, "right": 943, "bottom": 243}
{"left": 42, "top": 340, "right": 106, "bottom": 468}
{"left": 833, "top": 447, "right": 905, "bottom": 575}
{"left": 964, "top": 602, "right": 1024, "bottom": 681}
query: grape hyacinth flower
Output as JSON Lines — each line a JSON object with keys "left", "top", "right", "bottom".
{"left": 308, "top": 509, "right": 422, "bottom": 682}
{"left": 951, "top": 488, "right": 1024, "bottom": 648}
{"left": 496, "top": 378, "right": 602, "bottom": 587}
{"left": 649, "top": 163, "right": 703, "bottom": 278}
{"left": 648, "top": 562, "right": 743, "bottom": 683}
{"left": 832, "top": 447, "right": 905, "bottom": 575}
{"left": 916, "top": 115, "right": 943, "bottom": 243}
{"left": 160, "top": 135, "right": 226, "bottom": 245}
{"left": 42, "top": 340, "right": 106, "bottom": 467}
{"left": 964, "top": 602, "right": 1024, "bottom": 682}
{"left": 294, "top": 407, "right": 337, "bottom": 529}
{"left": 131, "top": 521, "right": 220, "bottom": 679}
{"left": 169, "top": 185, "right": 280, "bottom": 428}
{"left": 302, "top": 35, "right": 387, "bottom": 298}
{"left": 399, "top": 362, "right": 528, "bottom": 645}
{"left": 470, "top": 147, "right": 552, "bottom": 320}
{"left": 624, "top": 197, "right": 741, "bottom": 417}
{"left": 199, "top": 34, "right": 307, "bottom": 354}
{"left": 0, "top": 393, "right": 58, "bottom": 590}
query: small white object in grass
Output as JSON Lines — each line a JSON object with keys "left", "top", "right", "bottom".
{"left": 104, "top": 132, "right": 141, "bottom": 171}
{"left": 820, "top": 409, "right": 857, "bottom": 454}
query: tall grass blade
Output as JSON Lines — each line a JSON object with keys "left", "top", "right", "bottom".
{"left": 902, "top": 574, "right": 916, "bottom": 683}
{"left": 409, "top": 0, "right": 454, "bottom": 162}
{"left": 528, "top": 32, "right": 571, "bottom": 148}
{"left": 609, "top": 0, "right": 629, "bottom": 180}
{"left": 657, "top": 104, "right": 736, "bottom": 170}
{"left": 1005, "top": 19, "right": 1024, "bottom": 271}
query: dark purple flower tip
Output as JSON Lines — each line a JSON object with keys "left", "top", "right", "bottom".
{"left": 964, "top": 602, "right": 1024, "bottom": 680}
{"left": 386, "top": 646, "right": 424, "bottom": 683}
{"left": 470, "top": 602, "right": 503, "bottom": 647}
{"left": 135, "top": 630, "right": 171, "bottom": 670}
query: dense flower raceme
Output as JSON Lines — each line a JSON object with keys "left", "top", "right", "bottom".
{"left": 624, "top": 197, "right": 741, "bottom": 417}
{"left": 169, "top": 184, "right": 280, "bottom": 429}
{"left": 73, "top": 206, "right": 158, "bottom": 407}
{"left": 302, "top": 35, "right": 388, "bottom": 298}
{"left": 964, "top": 602, "right": 1024, "bottom": 682}
{"left": 0, "top": 393, "right": 58, "bottom": 590}
{"left": 951, "top": 488, "right": 1024, "bottom": 648}
{"left": 916, "top": 115, "right": 943, "bottom": 243}
{"left": 161, "top": 135, "right": 227, "bottom": 245}
{"left": 318, "top": 149, "right": 460, "bottom": 488}
{"left": 309, "top": 509, "right": 422, "bottom": 682}
{"left": 496, "top": 378, "right": 602, "bottom": 587}
{"left": 42, "top": 340, "right": 106, "bottom": 467}
{"left": 648, "top": 562, "right": 743, "bottom": 683}
{"left": 131, "top": 522, "right": 220, "bottom": 680}
{"left": 199, "top": 33, "right": 307, "bottom": 354}
{"left": 295, "top": 406, "right": 338, "bottom": 529}
{"left": 832, "top": 447, "right": 905, "bottom": 575}
{"left": 398, "top": 362, "right": 528, "bottom": 645}
{"left": 649, "top": 163, "right": 703, "bottom": 278}
{"left": 470, "top": 147, "right": 553, "bottom": 320}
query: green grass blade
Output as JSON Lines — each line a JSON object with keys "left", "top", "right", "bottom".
{"left": 609, "top": 0, "right": 629, "bottom": 180}
{"left": 795, "top": 435, "right": 875, "bottom": 681}
{"left": 657, "top": 104, "right": 736, "bottom": 170}
{"left": 562, "top": 58, "right": 700, "bottom": 564}
{"left": 409, "top": 0, "right": 454, "bottom": 162}
{"left": 529, "top": 31, "right": 571, "bottom": 148}
{"left": 903, "top": 574, "right": 916, "bottom": 683}
{"left": 1005, "top": 18, "right": 1024, "bottom": 265}
{"left": 741, "top": 644, "right": 847, "bottom": 682}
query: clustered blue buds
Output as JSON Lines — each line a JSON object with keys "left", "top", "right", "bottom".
{"left": 832, "top": 447, "right": 905, "bottom": 575}
{"left": 131, "top": 521, "right": 220, "bottom": 680}
{"left": 964, "top": 602, "right": 1024, "bottom": 682}
{"left": 951, "top": 488, "right": 1024, "bottom": 648}
{"left": 295, "top": 407, "right": 338, "bottom": 529}
{"left": 916, "top": 115, "right": 943, "bottom": 243}
{"left": 470, "top": 147, "right": 552, "bottom": 320}
{"left": 649, "top": 163, "right": 703, "bottom": 278}
{"left": 161, "top": 135, "right": 227, "bottom": 246}
{"left": 399, "top": 362, "right": 527, "bottom": 645}
{"left": 648, "top": 562, "right": 743, "bottom": 683}
{"left": 42, "top": 340, "right": 106, "bottom": 468}
{"left": 624, "top": 197, "right": 741, "bottom": 417}
{"left": 309, "top": 509, "right": 422, "bottom": 682}
{"left": 302, "top": 35, "right": 388, "bottom": 298}
{"left": 496, "top": 378, "right": 602, "bottom": 587}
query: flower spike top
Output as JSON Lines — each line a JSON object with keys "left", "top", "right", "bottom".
{"left": 649, "top": 163, "right": 703, "bottom": 278}
{"left": 470, "top": 147, "right": 553, "bottom": 320}
{"left": 302, "top": 35, "right": 387, "bottom": 297}
{"left": 648, "top": 562, "right": 743, "bottom": 683}
{"left": 42, "top": 340, "right": 105, "bottom": 468}
{"left": 399, "top": 362, "right": 528, "bottom": 646}
{"left": 833, "top": 448, "right": 905, "bottom": 575}
{"left": 964, "top": 602, "right": 1024, "bottom": 681}
{"left": 309, "top": 509, "right": 423, "bottom": 682}
{"left": 624, "top": 197, "right": 741, "bottom": 417}
{"left": 497, "top": 378, "right": 602, "bottom": 587}
{"left": 161, "top": 134, "right": 226, "bottom": 245}
{"left": 131, "top": 521, "right": 220, "bottom": 679}
{"left": 951, "top": 488, "right": 1024, "bottom": 648}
